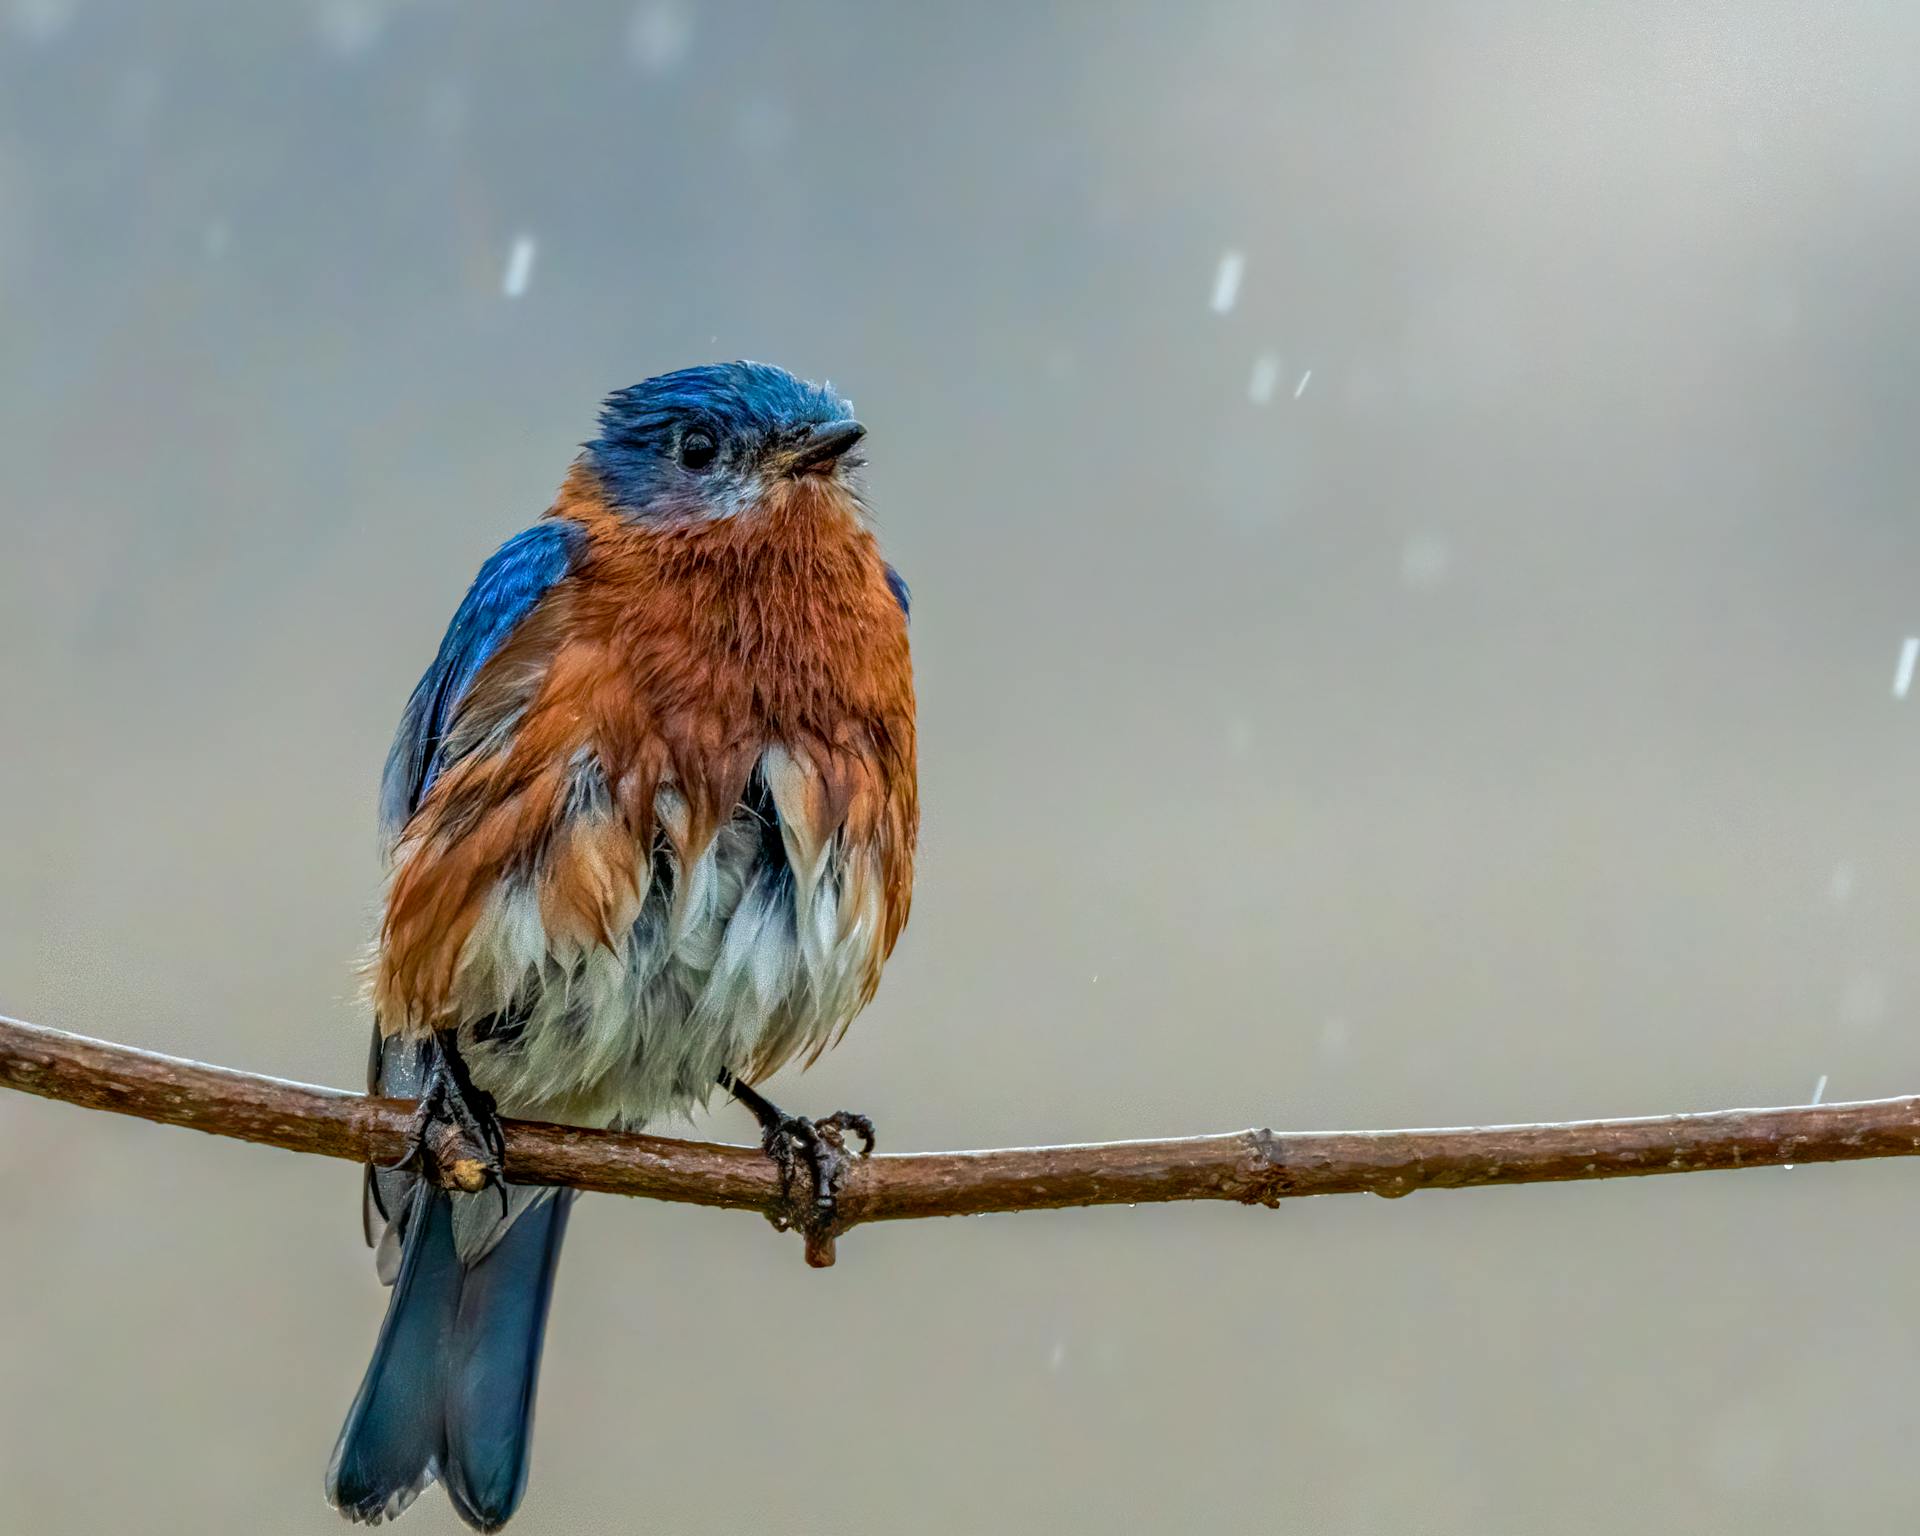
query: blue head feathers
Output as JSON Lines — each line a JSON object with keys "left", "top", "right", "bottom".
{"left": 586, "top": 361, "right": 862, "bottom": 520}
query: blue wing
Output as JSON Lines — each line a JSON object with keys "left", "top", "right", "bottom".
{"left": 884, "top": 563, "right": 910, "bottom": 622}
{"left": 379, "top": 521, "right": 584, "bottom": 842}
{"left": 364, "top": 522, "right": 582, "bottom": 1333}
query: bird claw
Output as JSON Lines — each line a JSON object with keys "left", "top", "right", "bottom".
{"left": 387, "top": 1034, "right": 508, "bottom": 1213}
{"left": 722, "top": 1075, "right": 875, "bottom": 1265}
{"left": 761, "top": 1111, "right": 865, "bottom": 1236}
{"left": 816, "top": 1109, "right": 876, "bottom": 1158}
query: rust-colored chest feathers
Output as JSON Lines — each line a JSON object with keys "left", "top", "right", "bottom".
{"left": 376, "top": 469, "right": 917, "bottom": 1127}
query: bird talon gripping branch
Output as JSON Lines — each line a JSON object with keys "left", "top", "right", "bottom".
{"left": 385, "top": 1033, "right": 507, "bottom": 1200}
{"left": 723, "top": 1071, "right": 876, "bottom": 1246}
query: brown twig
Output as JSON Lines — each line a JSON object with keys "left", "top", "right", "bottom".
{"left": 4, "top": 1011, "right": 1917, "bottom": 1268}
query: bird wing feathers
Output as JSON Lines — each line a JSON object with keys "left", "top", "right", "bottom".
{"left": 379, "top": 520, "right": 586, "bottom": 846}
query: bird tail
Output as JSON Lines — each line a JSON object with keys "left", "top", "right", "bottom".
{"left": 325, "top": 1183, "right": 574, "bottom": 1532}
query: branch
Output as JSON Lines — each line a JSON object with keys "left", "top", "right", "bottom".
{"left": 4, "top": 1012, "right": 1916, "bottom": 1268}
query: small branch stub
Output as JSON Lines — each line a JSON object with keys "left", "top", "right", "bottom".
{"left": 3, "top": 1012, "right": 1918, "bottom": 1266}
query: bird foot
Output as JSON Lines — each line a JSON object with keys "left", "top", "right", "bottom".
{"left": 722, "top": 1075, "right": 875, "bottom": 1266}
{"left": 386, "top": 1033, "right": 507, "bottom": 1206}
{"left": 763, "top": 1109, "right": 875, "bottom": 1266}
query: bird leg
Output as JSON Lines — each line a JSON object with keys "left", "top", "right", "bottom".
{"left": 388, "top": 1029, "right": 508, "bottom": 1205}
{"left": 720, "top": 1071, "right": 875, "bottom": 1263}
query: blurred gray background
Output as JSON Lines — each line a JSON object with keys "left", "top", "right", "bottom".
{"left": 5, "top": 2, "right": 1920, "bottom": 1531}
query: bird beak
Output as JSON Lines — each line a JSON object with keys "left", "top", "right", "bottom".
{"left": 786, "top": 420, "right": 866, "bottom": 477}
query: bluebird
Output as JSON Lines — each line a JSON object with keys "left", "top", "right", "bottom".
{"left": 324, "top": 363, "right": 917, "bottom": 1530}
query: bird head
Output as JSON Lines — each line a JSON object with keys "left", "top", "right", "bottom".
{"left": 585, "top": 361, "right": 866, "bottom": 523}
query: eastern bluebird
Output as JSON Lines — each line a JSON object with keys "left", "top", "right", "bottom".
{"left": 324, "top": 363, "right": 917, "bottom": 1530}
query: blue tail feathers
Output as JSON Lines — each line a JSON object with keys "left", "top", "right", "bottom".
{"left": 326, "top": 1184, "right": 574, "bottom": 1531}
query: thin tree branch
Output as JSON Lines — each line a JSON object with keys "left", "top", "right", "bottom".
{"left": 4, "top": 1012, "right": 1917, "bottom": 1268}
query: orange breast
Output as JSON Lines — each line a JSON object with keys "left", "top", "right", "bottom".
{"left": 375, "top": 466, "right": 917, "bottom": 1040}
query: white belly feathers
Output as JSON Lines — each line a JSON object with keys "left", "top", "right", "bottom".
{"left": 440, "top": 744, "right": 885, "bottom": 1129}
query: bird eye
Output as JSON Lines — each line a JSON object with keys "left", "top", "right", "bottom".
{"left": 679, "top": 430, "right": 718, "bottom": 472}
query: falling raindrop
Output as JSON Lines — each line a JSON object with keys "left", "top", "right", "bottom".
{"left": 313, "top": 0, "right": 384, "bottom": 58}
{"left": 10, "top": 0, "right": 77, "bottom": 43}
{"left": 1210, "top": 250, "right": 1244, "bottom": 315}
{"left": 628, "top": 1, "right": 692, "bottom": 74}
{"left": 502, "top": 234, "right": 538, "bottom": 299}
{"left": 1248, "top": 354, "right": 1280, "bottom": 405}
{"left": 1893, "top": 637, "right": 1918, "bottom": 699}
